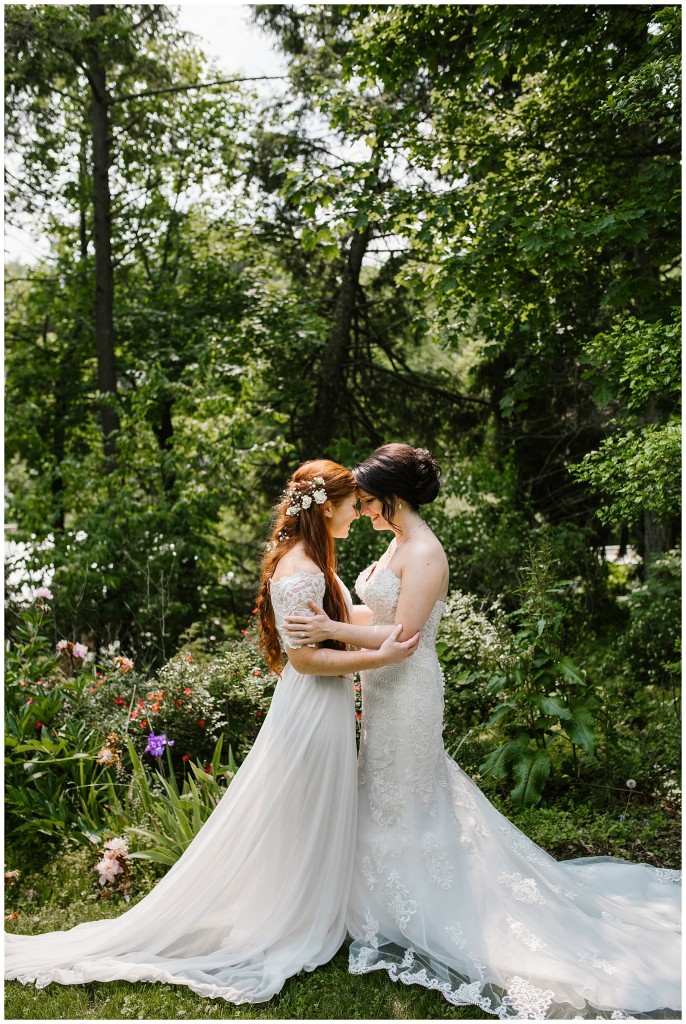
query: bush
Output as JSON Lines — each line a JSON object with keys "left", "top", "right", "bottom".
{"left": 436, "top": 590, "right": 510, "bottom": 751}
{"left": 477, "top": 537, "right": 599, "bottom": 808}
{"left": 618, "top": 546, "right": 681, "bottom": 689}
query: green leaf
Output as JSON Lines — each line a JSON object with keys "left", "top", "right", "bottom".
{"left": 510, "top": 748, "right": 552, "bottom": 807}
{"left": 479, "top": 733, "right": 530, "bottom": 780}
{"left": 564, "top": 702, "right": 595, "bottom": 754}
{"left": 536, "top": 695, "right": 573, "bottom": 721}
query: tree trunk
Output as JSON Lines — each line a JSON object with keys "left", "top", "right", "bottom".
{"left": 303, "top": 227, "right": 370, "bottom": 455}
{"left": 88, "top": 4, "right": 119, "bottom": 463}
{"left": 643, "top": 512, "right": 673, "bottom": 571}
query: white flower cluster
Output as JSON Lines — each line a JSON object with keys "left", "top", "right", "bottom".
{"left": 285, "top": 476, "right": 327, "bottom": 517}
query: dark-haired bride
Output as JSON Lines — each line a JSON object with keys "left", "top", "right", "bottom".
{"left": 283, "top": 443, "right": 681, "bottom": 1020}
{"left": 5, "top": 459, "right": 419, "bottom": 1004}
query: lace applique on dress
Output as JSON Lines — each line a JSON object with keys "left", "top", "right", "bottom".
{"left": 497, "top": 872, "right": 546, "bottom": 905}
{"left": 445, "top": 921, "right": 466, "bottom": 949}
{"left": 422, "top": 832, "right": 454, "bottom": 889}
{"left": 507, "top": 915, "right": 548, "bottom": 951}
{"left": 576, "top": 949, "right": 616, "bottom": 975}
{"left": 501, "top": 975, "right": 556, "bottom": 1019}
{"left": 383, "top": 871, "right": 418, "bottom": 931}
{"left": 270, "top": 571, "right": 326, "bottom": 650}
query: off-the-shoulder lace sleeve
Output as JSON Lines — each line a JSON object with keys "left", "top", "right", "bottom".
{"left": 270, "top": 571, "right": 326, "bottom": 650}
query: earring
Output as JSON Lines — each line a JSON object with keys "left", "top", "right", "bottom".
{"left": 398, "top": 502, "right": 403, "bottom": 509}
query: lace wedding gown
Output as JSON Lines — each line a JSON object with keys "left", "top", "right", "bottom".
{"left": 346, "top": 563, "right": 681, "bottom": 1020}
{"left": 6, "top": 572, "right": 357, "bottom": 1004}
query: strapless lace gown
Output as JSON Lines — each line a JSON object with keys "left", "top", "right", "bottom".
{"left": 346, "top": 564, "right": 681, "bottom": 1020}
{"left": 6, "top": 572, "right": 357, "bottom": 1004}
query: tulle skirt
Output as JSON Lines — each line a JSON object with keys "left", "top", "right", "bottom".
{"left": 6, "top": 666, "right": 357, "bottom": 1004}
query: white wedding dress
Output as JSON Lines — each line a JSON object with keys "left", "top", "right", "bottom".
{"left": 346, "top": 562, "right": 682, "bottom": 1020}
{"left": 5, "top": 572, "right": 357, "bottom": 1004}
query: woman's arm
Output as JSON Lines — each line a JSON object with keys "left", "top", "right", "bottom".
{"left": 286, "top": 624, "right": 418, "bottom": 676}
{"left": 284, "top": 538, "right": 449, "bottom": 647}
{"left": 284, "top": 601, "right": 395, "bottom": 649}
{"left": 350, "top": 604, "right": 373, "bottom": 626}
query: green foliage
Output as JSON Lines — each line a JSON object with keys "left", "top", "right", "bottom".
{"left": 478, "top": 538, "right": 599, "bottom": 807}
{"left": 617, "top": 547, "right": 681, "bottom": 689}
{"left": 570, "top": 311, "right": 681, "bottom": 528}
{"left": 104, "top": 738, "right": 237, "bottom": 867}
{"left": 4, "top": 596, "right": 122, "bottom": 847}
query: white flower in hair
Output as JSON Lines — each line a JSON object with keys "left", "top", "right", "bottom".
{"left": 283, "top": 476, "right": 328, "bottom": 516}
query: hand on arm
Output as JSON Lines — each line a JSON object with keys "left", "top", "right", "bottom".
{"left": 286, "top": 624, "right": 419, "bottom": 677}
{"left": 283, "top": 601, "right": 396, "bottom": 650}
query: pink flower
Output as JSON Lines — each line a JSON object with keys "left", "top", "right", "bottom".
{"left": 94, "top": 852, "right": 123, "bottom": 885}
{"left": 252, "top": 668, "right": 262, "bottom": 676}
{"left": 104, "top": 837, "right": 128, "bottom": 858}
{"left": 72, "top": 643, "right": 88, "bottom": 659}
{"left": 56, "top": 640, "right": 68, "bottom": 651}
{"left": 34, "top": 587, "right": 53, "bottom": 600}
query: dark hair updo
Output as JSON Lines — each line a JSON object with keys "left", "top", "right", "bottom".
{"left": 353, "top": 443, "right": 441, "bottom": 524}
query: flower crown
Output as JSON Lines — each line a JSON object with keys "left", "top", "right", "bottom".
{"left": 284, "top": 476, "right": 328, "bottom": 516}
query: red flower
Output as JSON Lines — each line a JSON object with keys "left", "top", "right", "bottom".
{"left": 183, "top": 687, "right": 192, "bottom": 695}
{"left": 113, "top": 697, "right": 126, "bottom": 706}
{"left": 175, "top": 700, "right": 183, "bottom": 707}
{"left": 204, "top": 764, "right": 211, "bottom": 773}
{"left": 256, "top": 710, "right": 263, "bottom": 717}
{"left": 26, "top": 697, "right": 34, "bottom": 704}
{"left": 253, "top": 669, "right": 262, "bottom": 677}
{"left": 182, "top": 753, "right": 190, "bottom": 762}
{"left": 20, "top": 682, "right": 28, "bottom": 687}
{"left": 240, "top": 629, "right": 248, "bottom": 636}
{"left": 185, "top": 655, "right": 193, "bottom": 663}
{"left": 197, "top": 719, "right": 206, "bottom": 727}
{"left": 35, "top": 721, "right": 44, "bottom": 730}
{"left": 140, "top": 719, "right": 147, "bottom": 728}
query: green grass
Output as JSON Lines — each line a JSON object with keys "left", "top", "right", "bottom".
{"left": 4, "top": 849, "right": 490, "bottom": 1021}
{"left": 5, "top": 793, "right": 679, "bottom": 1021}
{"left": 4, "top": 947, "right": 491, "bottom": 1020}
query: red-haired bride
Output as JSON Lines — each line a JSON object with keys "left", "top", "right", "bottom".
{"left": 5, "top": 460, "right": 418, "bottom": 1004}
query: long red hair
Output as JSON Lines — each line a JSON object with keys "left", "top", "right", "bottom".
{"left": 256, "top": 460, "right": 355, "bottom": 674}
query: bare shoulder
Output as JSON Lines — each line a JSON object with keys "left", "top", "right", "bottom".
{"left": 408, "top": 531, "right": 448, "bottom": 568}
{"left": 271, "top": 543, "right": 322, "bottom": 583}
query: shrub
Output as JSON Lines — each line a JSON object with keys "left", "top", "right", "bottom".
{"left": 477, "top": 537, "right": 599, "bottom": 808}
{"left": 618, "top": 546, "right": 681, "bottom": 689}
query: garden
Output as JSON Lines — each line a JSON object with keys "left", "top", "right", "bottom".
{"left": 4, "top": 3, "right": 681, "bottom": 1020}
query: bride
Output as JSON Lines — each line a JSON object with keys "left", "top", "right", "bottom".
{"left": 283, "top": 443, "right": 682, "bottom": 1020}
{"left": 4, "top": 459, "right": 418, "bottom": 1004}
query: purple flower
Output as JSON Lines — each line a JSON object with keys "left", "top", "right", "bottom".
{"left": 144, "top": 731, "right": 174, "bottom": 758}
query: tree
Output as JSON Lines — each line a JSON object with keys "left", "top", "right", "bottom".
{"left": 569, "top": 310, "right": 681, "bottom": 563}
{"left": 313, "top": 4, "right": 681, "bottom": 524}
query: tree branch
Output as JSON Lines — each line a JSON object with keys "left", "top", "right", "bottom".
{"left": 110, "top": 75, "right": 287, "bottom": 106}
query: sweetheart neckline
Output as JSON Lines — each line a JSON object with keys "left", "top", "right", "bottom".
{"left": 360, "top": 564, "right": 447, "bottom": 607}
